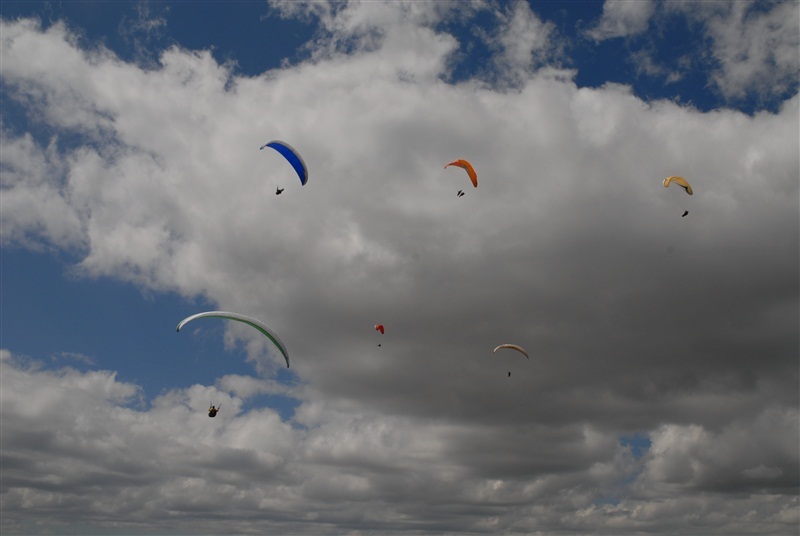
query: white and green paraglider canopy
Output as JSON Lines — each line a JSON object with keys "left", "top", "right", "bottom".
{"left": 177, "top": 311, "right": 290, "bottom": 368}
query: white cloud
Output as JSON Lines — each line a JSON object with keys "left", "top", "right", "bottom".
{"left": 484, "top": 1, "right": 560, "bottom": 86}
{"left": 215, "top": 373, "right": 298, "bottom": 400}
{"left": 269, "top": 0, "right": 464, "bottom": 77}
{"left": 50, "top": 351, "right": 96, "bottom": 365}
{"left": 0, "top": 131, "right": 85, "bottom": 249}
{"left": 589, "top": 1, "right": 799, "bottom": 105}
{"left": 587, "top": 0, "right": 656, "bottom": 41}
{"left": 707, "top": 1, "right": 799, "bottom": 100}
{"left": 668, "top": 0, "right": 800, "bottom": 101}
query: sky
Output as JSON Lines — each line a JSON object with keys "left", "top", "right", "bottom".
{"left": 1, "top": 1, "right": 798, "bottom": 534}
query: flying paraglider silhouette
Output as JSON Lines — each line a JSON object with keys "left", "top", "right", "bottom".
{"left": 493, "top": 344, "right": 529, "bottom": 377}
{"left": 663, "top": 176, "right": 693, "bottom": 217}
{"left": 208, "top": 404, "right": 221, "bottom": 418}
{"left": 446, "top": 159, "right": 477, "bottom": 196}
{"left": 260, "top": 140, "right": 308, "bottom": 193}
{"left": 375, "top": 324, "right": 385, "bottom": 346}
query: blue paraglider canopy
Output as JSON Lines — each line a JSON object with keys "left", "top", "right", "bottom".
{"left": 260, "top": 140, "right": 308, "bottom": 186}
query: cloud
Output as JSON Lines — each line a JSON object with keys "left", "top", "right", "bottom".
{"left": 642, "top": 409, "right": 799, "bottom": 493}
{"left": 480, "top": 1, "right": 561, "bottom": 86}
{"left": 3, "top": 346, "right": 796, "bottom": 533}
{"left": 665, "top": 0, "right": 799, "bottom": 102}
{"left": 696, "top": 0, "right": 800, "bottom": 101}
{"left": 0, "top": 130, "right": 85, "bottom": 250}
{"left": 1, "top": 3, "right": 798, "bottom": 534}
{"left": 118, "top": 1, "right": 169, "bottom": 67}
{"left": 586, "top": 0, "right": 656, "bottom": 41}
{"left": 588, "top": 1, "right": 799, "bottom": 106}
{"left": 50, "top": 351, "right": 97, "bottom": 365}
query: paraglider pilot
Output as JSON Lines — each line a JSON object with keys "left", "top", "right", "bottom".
{"left": 208, "top": 404, "right": 221, "bottom": 418}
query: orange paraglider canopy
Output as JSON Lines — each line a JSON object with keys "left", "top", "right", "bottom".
{"left": 445, "top": 159, "right": 477, "bottom": 188}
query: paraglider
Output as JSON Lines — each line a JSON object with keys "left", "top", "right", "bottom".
{"left": 662, "top": 176, "right": 693, "bottom": 217}
{"left": 208, "top": 404, "right": 221, "bottom": 418}
{"left": 457, "top": 190, "right": 465, "bottom": 197}
{"left": 493, "top": 344, "right": 529, "bottom": 377}
{"left": 177, "top": 311, "right": 290, "bottom": 368}
{"left": 276, "top": 187, "right": 284, "bottom": 195}
{"left": 375, "top": 324, "right": 384, "bottom": 347}
{"left": 260, "top": 140, "right": 308, "bottom": 187}
{"left": 445, "top": 159, "right": 477, "bottom": 189}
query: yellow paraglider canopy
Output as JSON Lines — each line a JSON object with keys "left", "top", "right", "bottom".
{"left": 663, "top": 176, "right": 693, "bottom": 195}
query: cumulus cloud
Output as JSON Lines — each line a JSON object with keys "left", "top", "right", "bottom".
{"left": 12, "top": 349, "right": 793, "bottom": 535}
{"left": 1, "top": 2, "right": 798, "bottom": 534}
